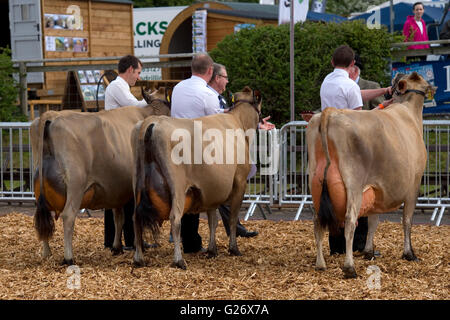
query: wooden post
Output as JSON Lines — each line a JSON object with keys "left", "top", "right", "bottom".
{"left": 19, "top": 62, "right": 28, "bottom": 116}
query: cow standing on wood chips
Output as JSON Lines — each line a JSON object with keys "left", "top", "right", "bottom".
{"left": 131, "top": 87, "right": 263, "bottom": 269}
{"left": 306, "top": 72, "right": 436, "bottom": 278}
{"left": 31, "top": 87, "right": 171, "bottom": 265}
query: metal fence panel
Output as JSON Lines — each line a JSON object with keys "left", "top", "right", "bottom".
{"left": 1, "top": 120, "right": 449, "bottom": 225}
{"left": 0, "top": 122, "right": 34, "bottom": 203}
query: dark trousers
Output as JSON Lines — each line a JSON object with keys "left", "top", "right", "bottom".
{"left": 329, "top": 216, "right": 368, "bottom": 255}
{"left": 104, "top": 199, "right": 135, "bottom": 248}
{"left": 218, "top": 204, "right": 247, "bottom": 236}
{"left": 180, "top": 205, "right": 248, "bottom": 253}
{"left": 180, "top": 213, "right": 202, "bottom": 253}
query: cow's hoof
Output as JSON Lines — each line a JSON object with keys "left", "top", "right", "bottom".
{"left": 402, "top": 252, "right": 419, "bottom": 261}
{"left": 363, "top": 250, "right": 375, "bottom": 260}
{"left": 229, "top": 248, "right": 242, "bottom": 256}
{"left": 61, "top": 258, "right": 74, "bottom": 266}
{"left": 315, "top": 266, "right": 326, "bottom": 271}
{"left": 111, "top": 247, "right": 123, "bottom": 256}
{"left": 171, "top": 260, "right": 187, "bottom": 270}
{"left": 342, "top": 266, "right": 357, "bottom": 279}
{"left": 133, "top": 259, "right": 145, "bottom": 268}
{"left": 207, "top": 250, "right": 218, "bottom": 259}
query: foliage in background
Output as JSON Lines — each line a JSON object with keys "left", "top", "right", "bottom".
{"left": 210, "top": 20, "right": 394, "bottom": 125}
{"left": 0, "top": 47, "right": 25, "bottom": 122}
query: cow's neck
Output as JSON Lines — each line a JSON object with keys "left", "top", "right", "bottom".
{"left": 403, "top": 94, "right": 425, "bottom": 134}
{"left": 231, "top": 105, "right": 260, "bottom": 131}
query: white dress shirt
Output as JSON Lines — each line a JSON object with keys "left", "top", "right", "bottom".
{"left": 320, "top": 68, "right": 363, "bottom": 111}
{"left": 104, "top": 76, "right": 147, "bottom": 110}
{"left": 171, "top": 75, "right": 221, "bottom": 119}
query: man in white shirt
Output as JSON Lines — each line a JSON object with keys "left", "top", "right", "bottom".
{"left": 171, "top": 55, "right": 219, "bottom": 118}
{"left": 320, "top": 45, "right": 391, "bottom": 112}
{"left": 103, "top": 55, "right": 149, "bottom": 251}
{"left": 105, "top": 55, "right": 147, "bottom": 110}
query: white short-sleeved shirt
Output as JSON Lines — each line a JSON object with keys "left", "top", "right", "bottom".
{"left": 320, "top": 68, "right": 363, "bottom": 111}
{"left": 104, "top": 76, "right": 148, "bottom": 110}
{"left": 171, "top": 76, "right": 222, "bottom": 119}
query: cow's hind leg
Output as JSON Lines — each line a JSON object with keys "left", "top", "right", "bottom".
{"left": 401, "top": 198, "right": 419, "bottom": 261}
{"left": 342, "top": 191, "right": 362, "bottom": 279}
{"left": 362, "top": 214, "right": 379, "bottom": 260}
{"left": 111, "top": 207, "right": 125, "bottom": 255}
{"left": 206, "top": 209, "right": 218, "bottom": 258}
{"left": 60, "top": 200, "right": 80, "bottom": 265}
{"left": 314, "top": 212, "right": 327, "bottom": 271}
{"left": 170, "top": 199, "right": 186, "bottom": 269}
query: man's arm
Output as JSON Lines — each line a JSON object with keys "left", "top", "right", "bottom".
{"left": 361, "top": 87, "right": 390, "bottom": 102}
{"left": 108, "top": 83, "right": 148, "bottom": 108}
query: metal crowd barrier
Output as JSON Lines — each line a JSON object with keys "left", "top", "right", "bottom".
{"left": 1, "top": 120, "right": 448, "bottom": 225}
{"left": 0, "top": 122, "right": 34, "bottom": 203}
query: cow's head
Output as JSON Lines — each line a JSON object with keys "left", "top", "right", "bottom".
{"left": 231, "top": 86, "right": 262, "bottom": 119}
{"left": 141, "top": 87, "right": 171, "bottom": 115}
{"left": 396, "top": 72, "right": 437, "bottom": 100}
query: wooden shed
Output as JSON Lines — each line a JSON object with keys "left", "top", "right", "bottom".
{"left": 160, "top": 1, "right": 278, "bottom": 80}
{"left": 9, "top": 0, "right": 134, "bottom": 102}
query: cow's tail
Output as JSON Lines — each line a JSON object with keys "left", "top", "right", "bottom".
{"left": 133, "top": 120, "right": 161, "bottom": 242}
{"left": 34, "top": 116, "right": 55, "bottom": 241}
{"left": 318, "top": 108, "right": 338, "bottom": 235}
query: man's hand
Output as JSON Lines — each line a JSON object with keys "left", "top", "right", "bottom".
{"left": 259, "top": 116, "right": 275, "bottom": 130}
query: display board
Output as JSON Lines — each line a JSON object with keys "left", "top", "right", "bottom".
{"left": 62, "top": 70, "right": 106, "bottom": 112}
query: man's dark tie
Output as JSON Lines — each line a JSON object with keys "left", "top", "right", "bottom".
{"left": 218, "top": 94, "right": 227, "bottom": 109}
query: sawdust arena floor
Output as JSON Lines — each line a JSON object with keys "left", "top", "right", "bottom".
{"left": 0, "top": 213, "right": 448, "bottom": 300}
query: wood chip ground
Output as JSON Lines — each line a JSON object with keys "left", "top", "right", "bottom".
{"left": 0, "top": 213, "right": 448, "bottom": 300}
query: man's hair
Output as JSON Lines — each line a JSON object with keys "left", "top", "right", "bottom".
{"left": 413, "top": 2, "right": 424, "bottom": 10}
{"left": 209, "top": 63, "right": 226, "bottom": 84}
{"left": 332, "top": 45, "right": 355, "bottom": 68}
{"left": 191, "top": 53, "right": 214, "bottom": 75}
{"left": 118, "top": 55, "right": 142, "bottom": 74}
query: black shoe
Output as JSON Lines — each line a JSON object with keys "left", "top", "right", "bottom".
{"left": 184, "top": 247, "right": 207, "bottom": 254}
{"left": 238, "top": 230, "right": 259, "bottom": 238}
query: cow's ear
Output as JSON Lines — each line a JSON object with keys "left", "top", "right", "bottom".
{"left": 166, "top": 87, "right": 173, "bottom": 104}
{"left": 409, "top": 72, "right": 421, "bottom": 82}
{"left": 156, "top": 86, "right": 166, "bottom": 95}
{"left": 142, "top": 87, "right": 152, "bottom": 103}
{"left": 426, "top": 85, "right": 438, "bottom": 100}
{"left": 242, "top": 86, "right": 252, "bottom": 93}
{"left": 253, "top": 89, "right": 262, "bottom": 105}
{"left": 397, "top": 79, "right": 408, "bottom": 94}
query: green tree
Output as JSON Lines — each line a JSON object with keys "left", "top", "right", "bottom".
{"left": 210, "top": 20, "right": 393, "bottom": 125}
{"left": 0, "top": 47, "right": 25, "bottom": 122}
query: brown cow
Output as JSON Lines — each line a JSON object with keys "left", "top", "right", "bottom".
{"left": 306, "top": 72, "right": 435, "bottom": 278}
{"left": 131, "top": 87, "right": 262, "bottom": 269}
{"left": 32, "top": 87, "right": 171, "bottom": 265}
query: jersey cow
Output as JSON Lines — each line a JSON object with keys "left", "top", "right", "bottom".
{"left": 131, "top": 87, "right": 262, "bottom": 269}
{"left": 31, "top": 87, "right": 171, "bottom": 265}
{"left": 306, "top": 72, "right": 435, "bottom": 278}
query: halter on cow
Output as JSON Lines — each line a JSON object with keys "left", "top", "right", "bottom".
{"left": 306, "top": 72, "right": 435, "bottom": 278}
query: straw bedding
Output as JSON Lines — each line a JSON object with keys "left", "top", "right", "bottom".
{"left": 0, "top": 213, "right": 448, "bottom": 300}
